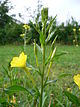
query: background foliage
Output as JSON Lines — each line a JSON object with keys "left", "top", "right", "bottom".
{"left": 0, "top": 0, "right": 80, "bottom": 45}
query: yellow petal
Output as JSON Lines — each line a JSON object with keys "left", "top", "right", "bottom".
{"left": 73, "top": 74, "right": 80, "bottom": 89}
{"left": 11, "top": 52, "right": 27, "bottom": 68}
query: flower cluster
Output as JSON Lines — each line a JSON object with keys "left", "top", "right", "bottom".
{"left": 23, "top": 24, "right": 30, "bottom": 30}
{"left": 20, "top": 34, "right": 25, "bottom": 37}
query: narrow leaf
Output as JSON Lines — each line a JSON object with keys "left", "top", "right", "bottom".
{"left": 30, "top": 21, "right": 40, "bottom": 34}
{"left": 2, "top": 66, "right": 10, "bottom": 78}
{"left": 44, "top": 79, "right": 57, "bottom": 87}
{"left": 45, "top": 29, "right": 56, "bottom": 43}
{"left": 58, "top": 73, "right": 72, "bottom": 78}
{"left": 46, "top": 15, "right": 57, "bottom": 33}
{"left": 4, "top": 85, "right": 33, "bottom": 95}
{"left": 51, "top": 35, "right": 58, "bottom": 49}
{"left": 45, "top": 47, "right": 56, "bottom": 65}
{"left": 64, "top": 91, "right": 80, "bottom": 106}
{"left": 36, "top": 43, "right": 43, "bottom": 54}
{"left": 42, "top": 92, "right": 47, "bottom": 107}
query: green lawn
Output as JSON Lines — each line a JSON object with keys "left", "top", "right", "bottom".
{"left": 0, "top": 44, "right": 80, "bottom": 73}
{"left": 0, "top": 44, "right": 80, "bottom": 85}
{"left": 0, "top": 44, "right": 80, "bottom": 106}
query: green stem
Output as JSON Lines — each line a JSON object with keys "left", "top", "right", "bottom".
{"left": 40, "top": 45, "right": 45, "bottom": 107}
{"left": 23, "top": 67, "right": 39, "bottom": 94}
{"left": 24, "top": 30, "right": 27, "bottom": 53}
{"left": 23, "top": 67, "right": 36, "bottom": 87}
{"left": 44, "top": 62, "right": 52, "bottom": 87}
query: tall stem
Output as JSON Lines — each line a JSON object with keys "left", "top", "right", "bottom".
{"left": 40, "top": 45, "right": 45, "bottom": 107}
{"left": 24, "top": 30, "right": 27, "bottom": 53}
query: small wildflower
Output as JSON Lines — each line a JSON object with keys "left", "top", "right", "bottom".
{"left": 11, "top": 52, "right": 27, "bottom": 68}
{"left": 4, "top": 84, "right": 7, "bottom": 88}
{"left": 73, "top": 28, "right": 76, "bottom": 32}
{"left": 73, "top": 74, "right": 80, "bottom": 89}
{"left": 11, "top": 95, "right": 16, "bottom": 104}
{"left": 67, "top": 88, "right": 72, "bottom": 92}
{"left": 20, "top": 34, "right": 25, "bottom": 37}
{"left": 79, "top": 28, "right": 80, "bottom": 31}
{"left": 73, "top": 39, "right": 75, "bottom": 43}
{"left": 76, "top": 44, "right": 78, "bottom": 47}
{"left": 23, "top": 24, "right": 30, "bottom": 30}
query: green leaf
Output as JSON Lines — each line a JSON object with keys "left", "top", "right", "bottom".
{"left": 64, "top": 91, "right": 80, "bottom": 106}
{"left": 45, "top": 29, "right": 56, "bottom": 43}
{"left": 54, "top": 51, "right": 68, "bottom": 60}
{"left": 2, "top": 65, "right": 10, "bottom": 78}
{"left": 46, "top": 15, "right": 57, "bottom": 33}
{"left": 44, "top": 79, "right": 57, "bottom": 87}
{"left": 0, "top": 98, "right": 10, "bottom": 106}
{"left": 58, "top": 73, "right": 72, "bottom": 78}
{"left": 45, "top": 47, "right": 56, "bottom": 65}
{"left": 45, "top": 35, "right": 57, "bottom": 65}
{"left": 0, "top": 98, "right": 7, "bottom": 104}
{"left": 49, "top": 47, "right": 56, "bottom": 63}
{"left": 36, "top": 43, "right": 43, "bottom": 54}
{"left": 55, "top": 98, "right": 65, "bottom": 107}
{"left": 30, "top": 21, "right": 40, "bottom": 34}
{"left": 51, "top": 35, "right": 58, "bottom": 49}
{"left": 42, "top": 92, "right": 47, "bottom": 107}
{"left": 4, "top": 85, "right": 33, "bottom": 95}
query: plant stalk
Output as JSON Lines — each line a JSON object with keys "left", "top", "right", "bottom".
{"left": 40, "top": 45, "right": 45, "bottom": 107}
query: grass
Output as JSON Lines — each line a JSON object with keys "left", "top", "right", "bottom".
{"left": 0, "top": 44, "right": 80, "bottom": 86}
{"left": 0, "top": 44, "right": 80, "bottom": 72}
{"left": 0, "top": 44, "right": 80, "bottom": 106}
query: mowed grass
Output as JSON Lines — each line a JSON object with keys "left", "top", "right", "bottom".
{"left": 0, "top": 44, "right": 80, "bottom": 80}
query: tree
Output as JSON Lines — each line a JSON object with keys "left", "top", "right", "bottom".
{"left": 0, "top": 0, "right": 13, "bottom": 28}
{"left": 0, "top": 0, "right": 23, "bottom": 44}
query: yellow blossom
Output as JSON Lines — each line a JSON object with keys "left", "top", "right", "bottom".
{"left": 73, "top": 39, "right": 75, "bottom": 43}
{"left": 11, "top": 95, "right": 16, "bottom": 104}
{"left": 20, "top": 34, "right": 25, "bottom": 37}
{"left": 11, "top": 52, "right": 27, "bottom": 67}
{"left": 76, "top": 44, "right": 78, "bottom": 47}
{"left": 67, "top": 88, "right": 72, "bottom": 92}
{"left": 23, "top": 24, "right": 30, "bottom": 30}
{"left": 73, "top": 74, "right": 80, "bottom": 89}
{"left": 73, "top": 28, "right": 76, "bottom": 32}
{"left": 79, "top": 28, "right": 80, "bottom": 31}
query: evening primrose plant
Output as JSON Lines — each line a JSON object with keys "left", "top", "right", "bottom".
{"left": 73, "top": 28, "right": 78, "bottom": 46}
{"left": 2, "top": 8, "right": 79, "bottom": 107}
{"left": 10, "top": 8, "right": 58, "bottom": 107}
{"left": 1, "top": 9, "right": 80, "bottom": 107}
{"left": 20, "top": 24, "right": 30, "bottom": 52}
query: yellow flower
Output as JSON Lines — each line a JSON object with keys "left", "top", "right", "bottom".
{"left": 73, "top": 28, "right": 76, "bottom": 32}
{"left": 11, "top": 95, "right": 16, "bottom": 104}
{"left": 67, "top": 88, "right": 72, "bottom": 92}
{"left": 79, "top": 28, "right": 80, "bottom": 31}
{"left": 20, "top": 34, "right": 25, "bottom": 37}
{"left": 73, "top": 74, "right": 80, "bottom": 89}
{"left": 11, "top": 52, "right": 27, "bottom": 67}
{"left": 73, "top": 39, "right": 75, "bottom": 43}
{"left": 23, "top": 24, "right": 30, "bottom": 30}
{"left": 76, "top": 44, "right": 78, "bottom": 47}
